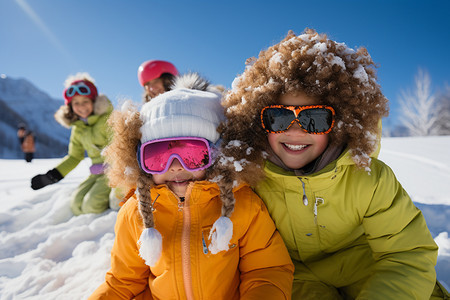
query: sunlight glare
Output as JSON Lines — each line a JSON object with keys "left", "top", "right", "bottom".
{"left": 14, "top": 0, "right": 73, "bottom": 60}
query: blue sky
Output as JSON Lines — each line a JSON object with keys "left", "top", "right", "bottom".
{"left": 1, "top": 0, "right": 449, "bottom": 129}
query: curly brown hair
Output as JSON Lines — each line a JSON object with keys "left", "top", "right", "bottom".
{"left": 103, "top": 101, "right": 160, "bottom": 233}
{"left": 216, "top": 28, "right": 389, "bottom": 185}
{"left": 103, "top": 101, "right": 151, "bottom": 191}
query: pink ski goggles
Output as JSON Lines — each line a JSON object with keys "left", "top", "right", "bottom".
{"left": 139, "top": 137, "right": 214, "bottom": 174}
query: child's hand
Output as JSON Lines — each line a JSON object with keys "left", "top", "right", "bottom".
{"left": 31, "top": 169, "right": 63, "bottom": 190}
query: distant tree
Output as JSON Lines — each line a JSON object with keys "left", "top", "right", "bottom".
{"left": 390, "top": 124, "right": 410, "bottom": 137}
{"left": 435, "top": 85, "right": 450, "bottom": 135}
{"left": 398, "top": 69, "right": 439, "bottom": 136}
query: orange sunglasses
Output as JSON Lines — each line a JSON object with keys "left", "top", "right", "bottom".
{"left": 260, "top": 105, "right": 335, "bottom": 134}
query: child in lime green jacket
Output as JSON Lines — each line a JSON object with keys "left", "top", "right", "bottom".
{"left": 214, "top": 29, "right": 448, "bottom": 299}
{"left": 31, "top": 73, "right": 113, "bottom": 215}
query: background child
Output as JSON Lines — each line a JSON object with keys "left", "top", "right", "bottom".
{"left": 90, "top": 75, "right": 294, "bottom": 299}
{"left": 21, "top": 130, "right": 35, "bottom": 162}
{"left": 17, "top": 123, "right": 27, "bottom": 145}
{"left": 215, "top": 29, "right": 444, "bottom": 299}
{"left": 109, "top": 59, "right": 178, "bottom": 208}
{"left": 137, "top": 59, "right": 178, "bottom": 102}
{"left": 31, "top": 73, "right": 113, "bottom": 216}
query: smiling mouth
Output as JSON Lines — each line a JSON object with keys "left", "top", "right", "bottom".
{"left": 283, "top": 143, "right": 308, "bottom": 151}
{"left": 169, "top": 179, "right": 191, "bottom": 185}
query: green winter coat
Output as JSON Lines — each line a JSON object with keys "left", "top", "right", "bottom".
{"left": 53, "top": 95, "right": 113, "bottom": 215}
{"left": 255, "top": 149, "right": 438, "bottom": 300}
{"left": 54, "top": 95, "right": 113, "bottom": 176}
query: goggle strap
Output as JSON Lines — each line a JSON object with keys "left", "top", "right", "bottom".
{"left": 136, "top": 141, "right": 143, "bottom": 170}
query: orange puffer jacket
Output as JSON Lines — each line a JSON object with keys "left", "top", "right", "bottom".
{"left": 90, "top": 181, "right": 294, "bottom": 300}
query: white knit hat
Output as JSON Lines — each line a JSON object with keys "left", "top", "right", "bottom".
{"left": 140, "top": 88, "right": 224, "bottom": 144}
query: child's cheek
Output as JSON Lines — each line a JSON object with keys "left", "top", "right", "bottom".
{"left": 267, "top": 132, "right": 280, "bottom": 150}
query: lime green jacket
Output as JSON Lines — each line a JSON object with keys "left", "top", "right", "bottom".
{"left": 255, "top": 149, "right": 438, "bottom": 299}
{"left": 54, "top": 95, "right": 113, "bottom": 177}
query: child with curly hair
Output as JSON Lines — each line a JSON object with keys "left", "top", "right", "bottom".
{"left": 215, "top": 29, "right": 446, "bottom": 299}
{"left": 89, "top": 74, "right": 294, "bottom": 299}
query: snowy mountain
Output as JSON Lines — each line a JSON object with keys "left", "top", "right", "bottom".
{"left": 0, "top": 136, "right": 449, "bottom": 299}
{"left": 0, "top": 76, "right": 70, "bottom": 159}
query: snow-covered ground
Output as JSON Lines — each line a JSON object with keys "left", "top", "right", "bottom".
{"left": 0, "top": 136, "right": 449, "bottom": 299}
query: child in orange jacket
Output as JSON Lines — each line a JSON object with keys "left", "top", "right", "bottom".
{"left": 90, "top": 74, "right": 294, "bottom": 299}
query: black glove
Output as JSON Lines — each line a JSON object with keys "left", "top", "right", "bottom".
{"left": 31, "top": 168, "right": 63, "bottom": 190}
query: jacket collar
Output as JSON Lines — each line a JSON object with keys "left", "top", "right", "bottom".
{"left": 264, "top": 148, "right": 355, "bottom": 181}
{"left": 149, "top": 180, "right": 249, "bottom": 205}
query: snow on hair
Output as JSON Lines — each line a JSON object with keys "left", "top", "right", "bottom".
{"left": 103, "top": 100, "right": 144, "bottom": 191}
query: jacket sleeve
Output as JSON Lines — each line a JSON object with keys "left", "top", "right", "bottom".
{"left": 101, "top": 112, "right": 113, "bottom": 144}
{"left": 237, "top": 189, "right": 294, "bottom": 300}
{"left": 359, "top": 162, "right": 438, "bottom": 299}
{"left": 55, "top": 127, "right": 84, "bottom": 176}
{"left": 89, "top": 199, "right": 151, "bottom": 299}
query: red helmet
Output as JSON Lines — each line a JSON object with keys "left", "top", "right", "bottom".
{"left": 63, "top": 79, "right": 98, "bottom": 105}
{"left": 137, "top": 60, "right": 178, "bottom": 86}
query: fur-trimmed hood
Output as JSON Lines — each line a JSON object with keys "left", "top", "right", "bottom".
{"left": 212, "top": 28, "right": 389, "bottom": 187}
{"left": 54, "top": 94, "right": 112, "bottom": 128}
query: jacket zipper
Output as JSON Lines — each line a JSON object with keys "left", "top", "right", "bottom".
{"left": 298, "top": 178, "right": 308, "bottom": 205}
{"left": 180, "top": 187, "right": 195, "bottom": 300}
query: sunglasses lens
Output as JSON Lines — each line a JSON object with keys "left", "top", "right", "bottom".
{"left": 142, "top": 139, "right": 211, "bottom": 173}
{"left": 262, "top": 106, "right": 334, "bottom": 133}
{"left": 262, "top": 108, "right": 296, "bottom": 132}
{"left": 298, "top": 108, "right": 333, "bottom": 133}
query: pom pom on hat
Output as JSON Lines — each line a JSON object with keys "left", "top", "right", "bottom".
{"left": 208, "top": 216, "right": 233, "bottom": 254}
{"left": 138, "top": 227, "right": 163, "bottom": 267}
{"left": 139, "top": 88, "right": 224, "bottom": 144}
